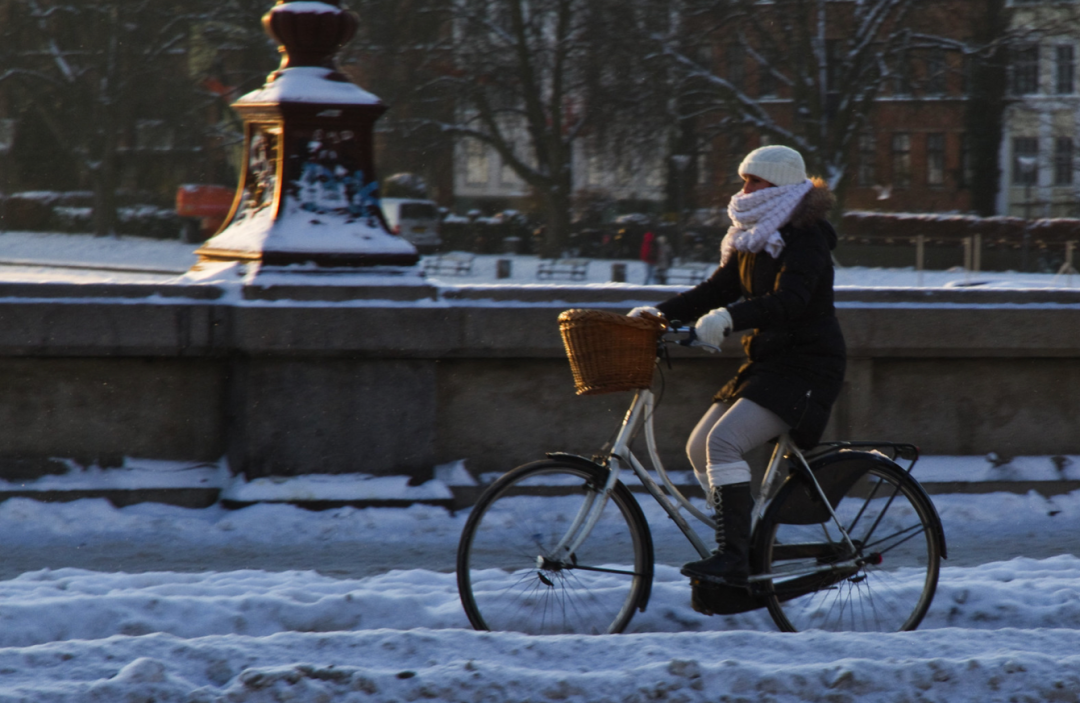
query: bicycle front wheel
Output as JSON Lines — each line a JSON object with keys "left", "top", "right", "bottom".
{"left": 754, "top": 452, "right": 943, "bottom": 633}
{"left": 457, "top": 458, "right": 654, "bottom": 635}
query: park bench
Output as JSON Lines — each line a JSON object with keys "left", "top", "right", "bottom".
{"left": 537, "top": 258, "right": 590, "bottom": 281}
{"left": 423, "top": 252, "right": 475, "bottom": 276}
{"left": 663, "top": 262, "right": 714, "bottom": 285}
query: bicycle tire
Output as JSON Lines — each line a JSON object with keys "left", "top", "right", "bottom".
{"left": 457, "top": 458, "right": 654, "bottom": 635}
{"left": 753, "top": 451, "right": 943, "bottom": 633}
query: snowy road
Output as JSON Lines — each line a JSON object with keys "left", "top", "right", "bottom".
{"left": 0, "top": 489, "right": 1074, "bottom": 579}
{"left": 0, "top": 485, "right": 1067, "bottom": 699}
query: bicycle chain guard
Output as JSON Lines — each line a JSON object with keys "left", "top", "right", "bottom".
{"left": 689, "top": 578, "right": 766, "bottom": 616}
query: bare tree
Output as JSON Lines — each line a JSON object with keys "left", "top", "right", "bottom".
{"left": 655, "top": 0, "right": 986, "bottom": 208}
{"left": 341, "top": 0, "right": 457, "bottom": 203}
{"left": 389, "top": 0, "right": 673, "bottom": 256}
{"left": 0, "top": 1, "right": 231, "bottom": 236}
{"left": 965, "top": 0, "right": 1008, "bottom": 217}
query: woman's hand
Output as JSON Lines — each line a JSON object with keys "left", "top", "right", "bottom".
{"left": 627, "top": 306, "right": 663, "bottom": 319}
{"left": 695, "top": 308, "right": 732, "bottom": 348}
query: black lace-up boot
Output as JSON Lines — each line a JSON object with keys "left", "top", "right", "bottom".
{"left": 681, "top": 482, "right": 753, "bottom": 586}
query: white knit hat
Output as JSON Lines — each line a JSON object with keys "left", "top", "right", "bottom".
{"left": 737, "top": 145, "right": 807, "bottom": 187}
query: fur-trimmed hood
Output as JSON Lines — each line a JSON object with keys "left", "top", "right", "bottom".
{"left": 787, "top": 177, "right": 835, "bottom": 230}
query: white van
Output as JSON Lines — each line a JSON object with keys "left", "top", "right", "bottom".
{"left": 380, "top": 198, "right": 442, "bottom": 252}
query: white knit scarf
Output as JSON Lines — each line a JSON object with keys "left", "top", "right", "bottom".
{"left": 720, "top": 179, "right": 814, "bottom": 266}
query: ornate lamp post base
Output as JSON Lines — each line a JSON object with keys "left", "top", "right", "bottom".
{"left": 189, "top": 1, "right": 425, "bottom": 290}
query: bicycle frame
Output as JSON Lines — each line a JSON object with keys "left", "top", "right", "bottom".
{"left": 551, "top": 388, "right": 861, "bottom": 577}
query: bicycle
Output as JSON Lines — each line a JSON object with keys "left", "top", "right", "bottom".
{"left": 456, "top": 309, "right": 946, "bottom": 635}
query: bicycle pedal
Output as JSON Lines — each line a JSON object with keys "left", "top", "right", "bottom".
{"left": 689, "top": 579, "right": 716, "bottom": 616}
{"left": 690, "top": 577, "right": 761, "bottom": 616}
{"left": 684, "top": 570, "right": 748, "bottom": 589}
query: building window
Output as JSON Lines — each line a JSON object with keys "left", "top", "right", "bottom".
{"left": 135, "top": 119, "right": 174, "bottom": 151}
{"left": 959, "top": 133, "right": 973, "bottom": 188}
{"left": 0, "top": 119, "right": 14, "bottom": 153}
{"left": 616, "top": 156, "right": 634, "bottom": 186}
{"left": 465, "top": 139, "right": 490, "bottom": 184}
{"left": 894, "top": 51, "right": 913, "bottom": 96}
{"left": 891, "top": 133, "right": 911, "bottom": 189}
{"left": 1055, "top": 137, "right": 1074, "bottom": 185}
{"left": 857, "top": 131, "right": 876, "bottom": 187}
{"left": 585, "top": 151, "right": 603, "bottom": 187}
{"left": 1056, "top": 45, "right": 1075, "bottom": 94}
{"left": 728, "top": 132, "right": 746, "bottom": 183}
{"left": 926, "top": 133, "right": 946, "bottom": 186}
{"left": 826, "top": 40, "right": 843, "bottom": 93}
{"left": 1012, "top": 137, "right": 1039, "bottom": 186}
{"left": 961, "top": 54, "right": 974, "bottom": 96}
{"left": 727, "top": 44, "right": 745, "bottom": 92}
{"left": 499, "top": 158, "right": 522, "bottom": 186}
{"left": 758, "top": 60, "right": 776, "bottom": 98}
{"left": 1011, "top": 44, "right": 1040, "bottom": 95}
{"left": 925, "top": 49, "right": 947, "bottom": 96}
{"left": 644, "top": 157, "right": 665, "bottom": 189}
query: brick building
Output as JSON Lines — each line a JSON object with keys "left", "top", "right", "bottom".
{"left": 700, "top": 0, "right": 989, "bottom": 215}
{"left": 1000, "top": 0, "right": 1080, "bottom": 218}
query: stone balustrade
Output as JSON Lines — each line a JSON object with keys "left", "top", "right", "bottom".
{"left": 0, "top": 280, "right": 1077, "bottom": 481}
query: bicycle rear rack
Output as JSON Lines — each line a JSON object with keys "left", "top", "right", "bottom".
{"left": 808, "top": 441, "right": 920, "bottom": 474}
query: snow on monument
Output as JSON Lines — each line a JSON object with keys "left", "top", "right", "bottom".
{"left": 189, "top": 0, "right": 426, "bottom": 293}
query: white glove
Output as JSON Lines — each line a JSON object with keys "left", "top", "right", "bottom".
{"left": 627, "top": 306, "right": 663, "bottom": 319}
{"left": 695, "top": 308, "right": 733, "bottom": 348}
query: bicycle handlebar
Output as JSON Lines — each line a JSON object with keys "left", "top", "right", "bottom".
{"left": 660, "top": 321, "right": 723, "bottom": 354}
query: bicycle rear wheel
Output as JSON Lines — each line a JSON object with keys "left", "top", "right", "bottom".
{"left": 457, "top": 458, "right": 654, "bottom": 635}
{"left": 754, "top": 452, "right": 943, "bottom": 633}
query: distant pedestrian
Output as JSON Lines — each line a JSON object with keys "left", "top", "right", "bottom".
{"left": 640, "top": 230, "right": 659, "bottom": 284}
{"left": 655, "top": 235, "right": 673, "bottom": 284}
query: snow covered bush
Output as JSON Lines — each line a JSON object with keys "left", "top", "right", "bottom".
{"left": 842, "top": 211, "right": 1080, "bottom": 248}
{"left": 0, "top": 192, "right": 181, "bottom": 239}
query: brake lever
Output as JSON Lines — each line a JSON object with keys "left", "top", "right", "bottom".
{"left": 658, "top": 339, "right": 672, "bottom": 369}
{"left": 662, "top": 322, "right": 715, "bottom": 352}
{"left": 674, "top": 322, "right": 698, "bottom": 347}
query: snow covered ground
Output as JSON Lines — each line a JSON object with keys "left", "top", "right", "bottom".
{"left": 1, "top": 230, "right": 1079, "bottom": 700}
{"left": 0, "top": 229, "right": 1078, "bottom": 289}
{"left": 0, "top": 491, "right": 1071, "bottom": 700}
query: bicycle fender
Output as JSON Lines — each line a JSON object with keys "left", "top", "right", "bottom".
{"left": 545, "top": 452, "right": 605, "bottom": 469}
{"left": 797, "top": 451, "right": 947, "bottom": 560}
{"left": 889, "top": 460, "right": 948, "bottom": 560}
{"left": 832, "top": 451, "right": 947, "bottom": 560}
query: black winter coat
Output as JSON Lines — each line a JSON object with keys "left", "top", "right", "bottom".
{"left": 656, "top": 180, "right": 846, "bottom": 448}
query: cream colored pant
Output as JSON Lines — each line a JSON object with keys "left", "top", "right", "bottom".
{"left": 686, "top": 398, "right": 790, "bottom": 490}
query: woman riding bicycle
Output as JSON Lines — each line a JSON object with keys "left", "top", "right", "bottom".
{"left": 630, "top": 145, "right": 846, "bottom": 588}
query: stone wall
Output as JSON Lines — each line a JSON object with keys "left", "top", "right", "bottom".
{"left": 0, "top": 280, "right": 1078, "bottom": 481}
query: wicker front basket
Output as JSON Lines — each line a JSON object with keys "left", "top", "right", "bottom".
{"left": 558, "top": 309, "right": 664, "bottom": 395}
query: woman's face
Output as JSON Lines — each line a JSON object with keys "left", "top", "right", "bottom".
{"left": 741, "top": 174, "right": 774, "bottom": 194}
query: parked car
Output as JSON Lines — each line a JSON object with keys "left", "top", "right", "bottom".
{"left": 379, "top": 198, "right": 442, "bottom": 253}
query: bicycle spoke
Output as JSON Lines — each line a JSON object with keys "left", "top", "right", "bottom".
{"left": 861, "top": 521, "right": 928, "bottom": 556}
{"left": 843, "top": 474, "right": 885, "bottom": 536}
{"left": 458, "top": 460, "right": 652, "bottom": 635}
{"left": 856, "top": 479, "right": 904, "bottom": 555}
{"left": 756, "top": 456, "right": 941, "bottom": 633}
{"left": 563, "top": 563, "right": 643, "bottom": 577}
